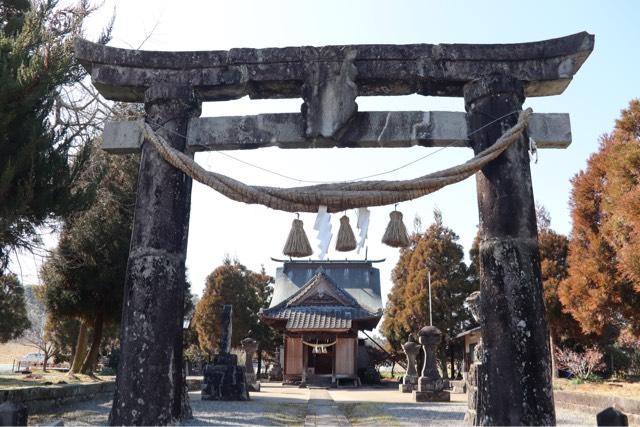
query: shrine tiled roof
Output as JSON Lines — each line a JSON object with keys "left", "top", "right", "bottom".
{"left": 269, "top": 260, "right": 383, "bottom": 313}
{"left": 262, "top": 306, "right": 377, "bottom": 330}
{"left": 260, "top": 262, "right": 383, "bottom": 331}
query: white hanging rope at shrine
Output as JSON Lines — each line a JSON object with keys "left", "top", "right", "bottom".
{"left": 302, "top": 340, "right": 337, "bottom": 354}
{"left": 141, "top": 108, "right": 533, "bottom": 213}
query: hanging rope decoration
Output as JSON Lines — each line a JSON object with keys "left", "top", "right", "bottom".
{"left": 141, "top": 108, "right": 533, "bottom": 214}
{"left": 302, "top": 339, "right": 337, "bottom": 354}
{"left": 382, "top": 208, "right": 410, "bottom": 248}
{"left": 335, "top": 214, "right": 357, "bottom": 252}
{"left": 283, "top": 215, "right": 313, "bottom": 257}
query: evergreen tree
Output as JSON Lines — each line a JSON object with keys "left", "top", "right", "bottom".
{"left": 0, "top": 272, "right": 31, "bottom": 342}
{"left": 382, "top": 209, "right": 476, "bottom": 377}
{"left": 41, "top": 142, "right": 138, "bottom": 374}
{"left": 0, "top": 0, "right": 107, "bottom": 270}
{"left": 559, "top": 99, "right": 640, "bottom": 337}
{"left": 193, "top": 258, "right": 274, "bottom": 356}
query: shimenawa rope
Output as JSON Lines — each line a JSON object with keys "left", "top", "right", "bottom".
{"left": 141, "top": 108, "right": 533, "bottom": 213}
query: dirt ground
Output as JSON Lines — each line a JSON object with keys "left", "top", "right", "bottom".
{"left": 554, "top": 378, "right": 640, "bottom": 400}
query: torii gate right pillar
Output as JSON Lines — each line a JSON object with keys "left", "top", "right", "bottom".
{"left": 464, "top": 74, "right": 555, "bottom": 425}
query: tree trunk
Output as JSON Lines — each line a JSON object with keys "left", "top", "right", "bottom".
{"left": 81, "top": 312, "right": 104, "bottom": 375}
{"left": 450, "top": 345, "right": 456, "bottom": 379}
{"left": 550, "top": 333, "right": 558, "bottom": 379}
{"left": 257, "top": 350, "right": 262, "bottom": 376}
{"left": 391, "top": 361, "right": 395, "bottom": 377}
{"left": 109, "top": 84, "right": 199, "bottom": 425}
{"left": 464, "top": 74, "right": 555, "bottom": 425}
{"left": 69, "top": 321, "right": 89, "bottom": 375}
{"left": 43, "top": 352, "right": 49, "bottom": 372}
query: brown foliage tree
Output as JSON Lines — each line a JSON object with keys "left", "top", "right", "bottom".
{"left": 559, "top": 99, "right": 640, "bottom": 336}
{"left": 193, "top": 258, "right": 274, "bottom": 356}
{"left": 536, "top": 206, "right": 583, "bottom": 344}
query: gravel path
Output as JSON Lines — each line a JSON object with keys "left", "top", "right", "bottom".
{"left": 28, "top": 386, "right": 595, "bottom": 426}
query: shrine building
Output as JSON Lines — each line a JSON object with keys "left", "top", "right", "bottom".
{"left": 259, "top": 259, "right": 383, "bottom": 386}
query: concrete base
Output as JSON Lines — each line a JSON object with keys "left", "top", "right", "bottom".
{"left": 412, "top": 390, "right": 451, "bottom": 402}
{"left": 399, "top": 383, "right": 416, "bottom": 393}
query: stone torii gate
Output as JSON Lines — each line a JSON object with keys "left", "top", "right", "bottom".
{"left": 75, "top": 32, "right": 593, "bottom": 425}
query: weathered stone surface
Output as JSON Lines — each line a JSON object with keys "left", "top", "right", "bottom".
{"left": 102, "top": 111, "right": 571, "bottom": 153}
{"left": 465, "top": 74, "right": 555, "bottom": 426}
{"left": 0, "top": 401, "right": 27, "bottom": 426}
{"left": 302, "top": 49, "right": 358, "bottom": 138}
{"left": 201, "top": 363, "right": 249, "bottom": 402}
{"left": 75, "top": 32, "right": 594, "bottom": 102}
{"left": 597, "top": 407, "right": 629, "bottom": 426}
{"left": 109, "top": 84, "right": 200, "bottom": 425}
{"left": 219, "top": 305, "right": 233, "bottom": 354}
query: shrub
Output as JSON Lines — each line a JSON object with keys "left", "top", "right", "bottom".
{"left": 555, "top": 346, "right": 606, "bottom": 381}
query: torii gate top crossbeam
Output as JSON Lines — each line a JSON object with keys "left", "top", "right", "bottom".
{"left": 75, "top": 32, "right": 594, "bottom": 103}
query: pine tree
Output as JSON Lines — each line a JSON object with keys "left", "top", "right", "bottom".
{"left": 0, "top": 1, "right": 105, "bottom": 270}
{"left": 559, "top": 99, "right": 640, "bottom": 336}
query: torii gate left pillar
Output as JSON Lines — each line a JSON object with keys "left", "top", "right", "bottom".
{"left": 110, "top": 85, "right": 200, "bottom": 425}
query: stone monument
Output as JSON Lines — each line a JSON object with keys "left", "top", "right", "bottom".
{"left": 267, "top": 348, "right": 283, "bottom": 382}
{"left": 241, "top": 337, "right": 260, "bottom": 392}
{"left": 413, "top": 326, "right": 450, "bottom": 402}
{"left": 399, "top": 336, "right": 420, "bottom": 393}
{"left": 201, "top": 305, "right": 249, "bottom": 401}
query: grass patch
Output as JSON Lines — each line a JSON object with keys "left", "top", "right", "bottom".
{"left": 0, "top": 369, "right": 114, "bottom": 390}
{"left": 554, "top": 377, "right": 640, "bottom": 400}
{"left": 339, "top": 402, "right": 400, "bottom": 426}
{"left": 262, "top": 402, "right": 307, "bottom": 426}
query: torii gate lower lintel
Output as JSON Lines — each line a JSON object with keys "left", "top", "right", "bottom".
{"left": 75, "top": 32, "right": 594, "bottom": 426}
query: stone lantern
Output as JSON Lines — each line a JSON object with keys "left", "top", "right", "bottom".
{"left": 413, "top": 325, "right": 450, "bottom": 402}
{"left": 399, "top": 337, "right": 420, "bottom": 393}
{"left": 241, "top": 337, "right": 260, "bottom": 392}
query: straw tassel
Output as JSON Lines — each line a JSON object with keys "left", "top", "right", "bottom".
{"left": 382, "top": 210, "right": 410, "bottom": 248}
{"left": 283, "top": 218, "right": 313, "bottom": 257}
{"left": 335, "top": 215, "right": 357, "bottom": 252}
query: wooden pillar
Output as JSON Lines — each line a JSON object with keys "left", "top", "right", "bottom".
{"left": 109, "top": 84, "right": 201, "bottom": 425}
{"left": 464, "top": 74, "right": 555, "bottom": 426}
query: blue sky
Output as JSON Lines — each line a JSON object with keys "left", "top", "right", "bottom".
{"left": 12, "top": 0, "right": 640, "bottom": 304}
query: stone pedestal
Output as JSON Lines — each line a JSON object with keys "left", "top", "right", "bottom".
{"left": 413, "top": 326, "right": 450, "bottom": 403}
{"left": 201, "top": 353, "right": 249, "bottom": 401}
